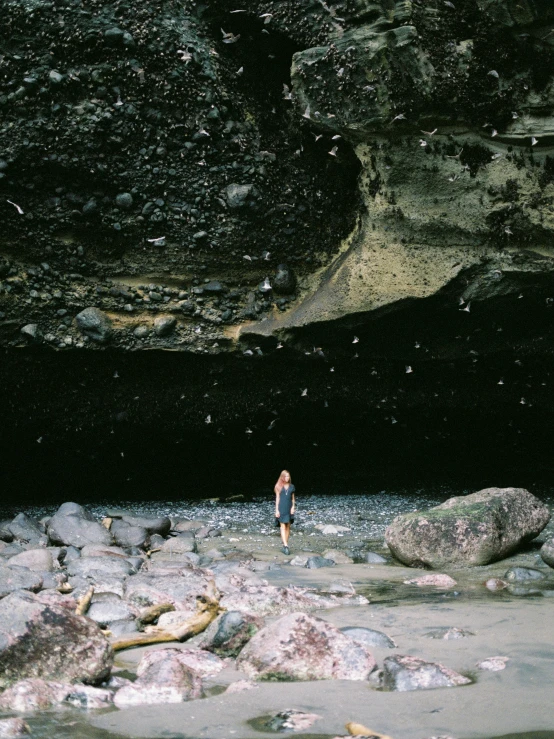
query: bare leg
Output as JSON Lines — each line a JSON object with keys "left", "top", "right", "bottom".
{"left": 280, "top": 523, "right": 287, "bottom": 546}
{"left": 283, "top": 523, "right": 291, "bottom": 546}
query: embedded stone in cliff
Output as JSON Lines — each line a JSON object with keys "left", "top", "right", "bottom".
{"left": 236, "top": 612, "right": 376, "bottom": 681}
{"left": 385, "top": 487, "right": 550, "bottom": 568}
{"left": 273, "top": 264, "right": 296, "bottom": 295}
{"left": 75, "top": 307, "right": 112, "bottom": 344}
{"left": 115, "top": 192, "right": 133, "bottom": 209}
{"left": 225, "top": 183, "right": 256, "bottom": 209}
{"left": 382, "top": 655, "right": 471, "bottom": 691}
{"left": 154, "top": 316, "right": 176, "bottom": 337}
{"left": 0, "top": 591, "right": 113, "bottom": 688}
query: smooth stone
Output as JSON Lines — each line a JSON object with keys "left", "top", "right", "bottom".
{"left": 48, "top": 512, "right": 113, "bottom": 549}
{"left": 120, "top": 515, "right": 171, "bottom": 536}
{"left": 323, "top": 549, "right": 354, "bottom": 564}
{"left": 7, "top": 514, "right": 46, "bottom": 547}
{"left": 364, "top": 551, "right": 388, "bottom": 563}
{"left": 66, "top": 556, "right": 134, "bottom": 578}
{"left": 161, "top": 535, "right": 197, "bottom": 554}
{"left": 110, "top": 520, "right": 149, "bottom": 549}
{"left": 7, "top": 549, "right": 53, "bottom": 573}
{"left": 540, "top": 538, "right": 554, "bottom": 568}
{"left": 404, "top": 574, "right": 457, "bottom": 588}
{"left": 0, "top": 564, "right": 43, "bottom": 598}
{"left": 199, "top": 610, "right": 263, "bottom": 657}
{"left": 504, "top": 567, "right": 546, "bottom": 582}
{"left": 341, "top": 626, "right": 396, "bottom": 648}
{"left": 382, "top": 655, "right": 471, "bottom": 691}
{"left": 306, "top": 556, "right": 335, "bottom": 569}
{"left": 137, "top": 647, "right": 224, "bottom": 679}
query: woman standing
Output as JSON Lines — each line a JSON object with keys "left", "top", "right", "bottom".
{"left": 274, "top": 469, "right": 295, "bottom": 555}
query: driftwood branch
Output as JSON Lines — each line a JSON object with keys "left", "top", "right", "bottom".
{"left": 111, "top": 581, "right": 223, "bottom": 652}
{"left": 76, "top": 586, "right": 95, "bottom": 616}
{"left": 137, "top": 603, "right": 175, "bottom": 627}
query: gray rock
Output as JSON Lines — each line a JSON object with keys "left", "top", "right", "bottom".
{"left": 63, "top": 545, "right": 81, "bottom": 563}
{"left": 540, "top": 538, "right": 554, "bottom": 568}
{"left": 111, "top": 520, "right": 149, "bottom": 549}
{"left": 120, "top": 515, "right": 171, "bottom": 536}
{"left": 273, "top": 264, "right": 296, "bottom": 295}
{"left": 306, "top": 556, "right": 335, "bottom": 569}
{"left": 87, "top": 594, "right": 137, "bottom": 626}
{"left": 264, "top": 710, "right": 321, "bottom": 732}
{"left": 0, "top": 591, "right": 113, "bottom": 688}
{"left": 364, "top": 551, "right": 388, "bottom": 564}
{"left": 137, "top": 647, "right": 224, "bottom": 679}
{"left": 108, "top": 619, "right": 139, "bottom": 638}
{"left": 7, "top": 549, "right": 53, "bottom": 572}
{"left": 48, "top": 511, "right": 113, "bottom": 549}
{"left": 199, "top": 611, "right": 263, "bottom": 657}
{"left": 341, "top": 626, "right": 396, "bottom": 648}
{"left": 423, "top": 627, "right": 474, "bottom": 640}
{"left": 237, "top": 612, "right": 376, "bottom": 681}
{"left": 7, "top": 514, "right": 46, "bottom": 546}
{"left": 114, "top": 649, "right": 203, "bottom": 707}
{"left": 20, "top": 324, "right": 39, "bottom": 342}
{"left": 289, "top": 555, "right": 309, "bottom": 567}
{"left": 327, "top": 580, "right": 356, "bottom": 594}
{"left": 75, "top": 307, "right": 113, "bottom": 343}
{"left": 115, "top": 192, "right": 133, "bottom": 209}
{"left": 225, "top": 183, "right": 255, "bottom": 209}
{"left": 66, "top": 556, "right": 134, "bottom": 578}
{"left": 161, "top": 535, "right": 197, "bottom": 555}
{"left": 382, "top": 655, "right": 471, "bottom": 691}
{"left": 385, "top": 487, "right": 550, "bottom": 568}
{"left": 0, "top": 565, "right": 43, "bottom": 598}
{"left": 154, "top": 315, "right": 176, "bottom": 336}
{"left": 0, "top": 717, "right": 30, "bottom": 736}
{"left": 504, "top": 567, "right": 546, "bottom": 582}
{"left": 124, "top": 567, "right": 211, "bottom": 610}
{"left": 322, "top": 549, "right": 354, "bottom": 564}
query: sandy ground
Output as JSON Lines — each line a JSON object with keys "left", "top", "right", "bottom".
{"left": 88, "top": 526, "right": 554, "bottom": 739}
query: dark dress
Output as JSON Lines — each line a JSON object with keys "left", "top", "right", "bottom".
{"left": 278, "top": 484, "right": 295, "bottom": 523}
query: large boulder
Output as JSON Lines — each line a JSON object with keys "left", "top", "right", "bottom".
{"left": 236, "top": 612, "right": 376, "bottom": 681}
{"left": 47, "top": 504, "right": 113, "bottom": 549}
{"left": 0, "top": 591, "right": 113, "bottom": 688}
{"left": 385, "top": 487, "right": 550, "bottom": 568}
{"left": 382, "top": 655, "right": 471, "bottom": 692}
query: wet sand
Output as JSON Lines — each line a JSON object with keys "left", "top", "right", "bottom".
{"left": 91, "top": 522, "right": 554, "bottom": 739}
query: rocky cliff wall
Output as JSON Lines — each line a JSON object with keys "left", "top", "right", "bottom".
{"left": 2, "top": 0, "right": 554, "bottom": 494}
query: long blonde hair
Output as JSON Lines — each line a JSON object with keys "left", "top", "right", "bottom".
{"left": 274, "top": 469, "right": 291, "bottom": 493}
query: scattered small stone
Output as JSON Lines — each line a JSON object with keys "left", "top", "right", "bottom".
{"left": 485, "top": 578, "right": 508, "bottom": 591}
{"left": 476, "top": 656, "right": 509, "bottom": 672}
{"left": 423, "top": 627, "right": 474, "bottom": 640}
{"left": 382, "top": 655, "right": 471, "bottom": 691}
{"left": 504, "top": 567, "right": 545, "bottom": 582}
{"left": 404, "top": 574, "right": 457, "bottom": 588}
{"left": 341, "top": 626, "right": 396, "bottom": 648}
{"left": 265, "top": 710, "right": 321, "bottom": 732}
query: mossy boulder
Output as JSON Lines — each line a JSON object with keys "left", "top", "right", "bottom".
{"left": 385, "top": 487, "right": 550, "bottom": 568}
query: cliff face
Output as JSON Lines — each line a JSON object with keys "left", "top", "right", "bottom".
{"left": 2, "top": 1, "right": 554, "bottom": 494}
